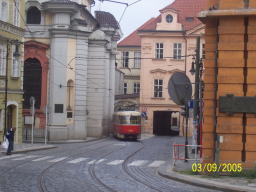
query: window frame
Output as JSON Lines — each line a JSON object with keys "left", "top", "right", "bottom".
{"left": 154, "top": 79, "right": 163, "bottom": 98}
{"left": 133, "top": 82, "right": 140, "bottom": 94}
{"left": 155, "top": 43, "right": 164, "bottom": 59}
{"left": 13, "top": 0, "right": 19, "bottom": 26}
{"left": 11, "top": 45, "right": 20, "bottom": 78}
{"left": 134, "top": 51, "right": 141, "bottom": 68}
{"left": 124, "top": 83, "right": 127, "bottom": 95}
{"left": 0, "top": 0, "right": 9, "bottom": 22}
{"left": 122, "top": 51, "right": 129, "bottom": 68}
{"left": 0, "top": 44, "right": 6, "bottom": 76}
{"left": 173, "top": 43, "right": 182, "bottom": 60}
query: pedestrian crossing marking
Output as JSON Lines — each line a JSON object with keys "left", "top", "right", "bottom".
{"left": 88, "top": 160, "right": 96, "bottom": 165}
{"left": 0, "top": 154, "right": 23, "bottom": 160}
{"left": 48, "top": 157, "right": 67, "bottom": 163}
{"left": 67, "top": 158, "right": 88, "bottom": 164}
{"left": 33, "top": 156, "right": 53, "bottom": 162}
{"left": 12, "top": 155, "right": 38, "bottom": 161}
{"left": 96, "top": 159, "right": 106, "bottom": 164}
{"left": 107, "top": 160, "right": 124, "bottom": 165}
{"left": 0, "top": 154, "right": 166, "bottom": 168}
{"left": 148, "top": 161, "right": 165, "bottom": 168}
{"left": 128, "top": 160, "right": 148, "bottom": 167}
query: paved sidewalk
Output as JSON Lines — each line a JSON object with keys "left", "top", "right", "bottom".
{"left": 0, "top": 143, "right": 56, "bottom": 154}
{"left": 0, "top": 137, "right": 101, "bottom": 154}
{"left": 157, "top": 136, "right": 256, "bottom": 192}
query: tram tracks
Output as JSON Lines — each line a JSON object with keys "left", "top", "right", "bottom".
{"left": 37, "top": 138, "right": 116, "bottom": 192}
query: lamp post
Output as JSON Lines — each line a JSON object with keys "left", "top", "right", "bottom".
{"left": 190, "top": 37, "right": 204, "bottom": 153}
{"left": 4, "top": 40, "right": 21, "bottom": 138}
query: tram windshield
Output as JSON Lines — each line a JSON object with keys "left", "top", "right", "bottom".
{"left": 118, "top": 115, "right": 141, "bottom": 125}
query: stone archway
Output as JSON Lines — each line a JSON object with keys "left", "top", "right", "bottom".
{"left": 24, "top": 41, "right": 49, "bottom": 129}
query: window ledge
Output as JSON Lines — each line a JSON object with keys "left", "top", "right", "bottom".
{"left": 151, "top": 97, "right": 165, "bottom": 100}
{"left": 11, "top": 76, "right": 19, "bottom": 80}
{"left": 152, "top": 59, "right": 166, "bottom": 61}
{"left": 170, "top": 59, "right": 185, "bottom": 62}
{"left": 0, "top": 76, "right": 6, "bottom": 79}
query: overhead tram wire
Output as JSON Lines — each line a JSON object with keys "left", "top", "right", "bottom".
{"left": 13, "top": 2, "right": 109, "bottom": 91}
{"left": 14, "top": 0, "right": 196, "bottom": 93}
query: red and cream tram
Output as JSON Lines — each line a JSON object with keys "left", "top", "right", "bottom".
{"left": 113, "top": 111, "right": 141, "bottom": 140}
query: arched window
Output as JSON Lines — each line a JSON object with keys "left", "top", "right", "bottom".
{"left": 26, "top": 6, "right": 41, "bottom": 24}
{"left": 67, "top": 80, "right": 74, "bottom": 118}
{"left": 23, "top": 58, "right": 42, "bottom": 109}
{"left": 0, "top": 1, "right": 8, "bottom": 22}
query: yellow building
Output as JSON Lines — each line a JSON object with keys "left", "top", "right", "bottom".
{"left": 139, "top": 0, "right": 206, "bottom": 136}
{"left": 0, "top": 0, "right": 25, "bottom": 143}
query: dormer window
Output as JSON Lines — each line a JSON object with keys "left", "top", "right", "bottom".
{"left": 26, "top": 6, "right": 41, "bottom": 24}
{"left": 186, "top": 17, "right": 194, "bottom": 22}
{"left": 166, "top": 15, "right": 173, "bottom": 23}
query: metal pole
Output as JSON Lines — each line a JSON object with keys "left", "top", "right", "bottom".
{"left": 4, "top": 41, "right": 9, "bottom": 138}
{"left": 185, "top": 103, "right": 189, "bottom": 162}
{"left": 31, "top": 99, "right": 35, "bottom": 144}
{"left": 45, "top": 106, "right": 48, "bottom": 145}
{"left": 193, "top": 37, "right": 201, "bottom": 148}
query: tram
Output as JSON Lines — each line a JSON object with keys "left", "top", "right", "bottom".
{"left": 113, "top": 111, "right": 141, "bottom": 140}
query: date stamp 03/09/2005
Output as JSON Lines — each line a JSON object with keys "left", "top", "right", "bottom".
{"left": 192, "top": 163, "right": 243, "bottom": 173}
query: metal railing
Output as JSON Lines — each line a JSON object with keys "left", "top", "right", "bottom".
{"left": 23, "top": 127, "right": 48, "bottom": 143}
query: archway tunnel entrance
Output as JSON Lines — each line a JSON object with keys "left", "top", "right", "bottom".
{"left": 153, "top": 111, "right": 180, "bottom": 136}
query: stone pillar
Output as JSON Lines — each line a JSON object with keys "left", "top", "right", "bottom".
{"left": 73, "top": 36, "right": 88, "bottom": 139}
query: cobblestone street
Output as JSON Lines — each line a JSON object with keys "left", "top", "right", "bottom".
{"left": 0, "top": 136, "right": 219, "bottom": 192}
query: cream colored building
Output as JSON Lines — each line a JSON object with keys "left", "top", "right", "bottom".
{"left": 139, "top": 0, "right": 206, "bottom": 136}
{"left": 116, "top": 25, "right": 144, "bottom": 111}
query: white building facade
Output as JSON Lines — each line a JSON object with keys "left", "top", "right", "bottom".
{"left": 24, "top": 0, "right": 121, "bottom": 140}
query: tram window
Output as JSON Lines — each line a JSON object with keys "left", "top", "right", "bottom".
{"left": 130, "top": 116, "right": 141, "bottom": 125}
{"left": 119, "top": 116, "right": 130, "bottom": 124}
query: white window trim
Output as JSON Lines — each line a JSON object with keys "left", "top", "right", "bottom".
{"left": 0, "top": 44, "right": 6, "bottom": 76}
{"left": 122, "top": 51, "right": 129, "bottom": 68}
{"left": 124, "top": 83, "right": 127, "bottom": 95}
{"left": 133, "top": 83, "right": 140, "bottom": 94}
{"left": 134, "top": 51, "right": 141, "bottom": 68}
{"left": 13, "top": 0, "right": 20, "bottom": 27}
{"left": 173, "top": 43, "right": 182, "bottom": 60}
{"left": 11, "top": 45, "right": 20, "bottom": 78}
{"left": 154, "top": 79, "right": 163, "bottom": 98}
{"left": 156, "top": 43, "right": 164, "bottom": 59}
{"left": 0, "top": 0, "right": 9, "bottom": 22}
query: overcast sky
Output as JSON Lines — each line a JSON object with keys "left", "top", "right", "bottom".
{"left": 92, "top": 0, "right": 174, "bottom": 39}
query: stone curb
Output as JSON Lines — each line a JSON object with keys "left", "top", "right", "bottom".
{"left": 0, "top": 137, "right": 106, "bottom": 154}
{"left": 1, "top": 145, "right": 57, "bottom": 154}
{"left": 157, "top": 166, "right": 256, "bottom": 192}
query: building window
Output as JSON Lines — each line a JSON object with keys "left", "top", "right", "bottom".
{"left": 166, "top": 15, "right": 173, "bottom": 23}
{"left": 12, "top": 45, "right": 20, "bottom": 78}
{"left": 55, "top": 104, "right": 64, "bottom": 113}
{"left": 173, "top": 43, "right": 182, "bottom": 60}
{"left": 26, "top": 6, "right": 41, "bottom": 24}
{"left": 124, "top": 83, "right": 127, "bottom": 95}
{"left": 155, "top": 43, "right": 163, "bottom": 59}
{"left": 0, "top": 44, "right": 6, "bottom": 76}
{"left": 202, "top": 43, "right": 206, "bottom": 59}
{"left": 134, "top": 83, "right": 140, "bottom": 94}
{"left": 67, "top": 80, "right": 74, "bottom": 118}
{"left": 0, "top": 1, "right": 8, "bottom": 22}
{"left": 154, "top": 79, "right": 163, "bottom": 98}
{"left": 13, "top": 0, "right": 19, "bottom": 26}
{"left": 134, "top": 51, "right": 141, "bottom": 68}
{"left": 122, "top": 51, "right": 129, "bottom": 68}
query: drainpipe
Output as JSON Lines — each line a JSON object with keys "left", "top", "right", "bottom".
{"left": 213, "top": 19, "right": 220, "bottom": 163}
{"left": 4, "top": 41, "right": 9, "bottom": 138}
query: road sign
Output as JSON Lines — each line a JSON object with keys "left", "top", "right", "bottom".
{"left": 168, "top": 72, "right": 192, "bottom": 106}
